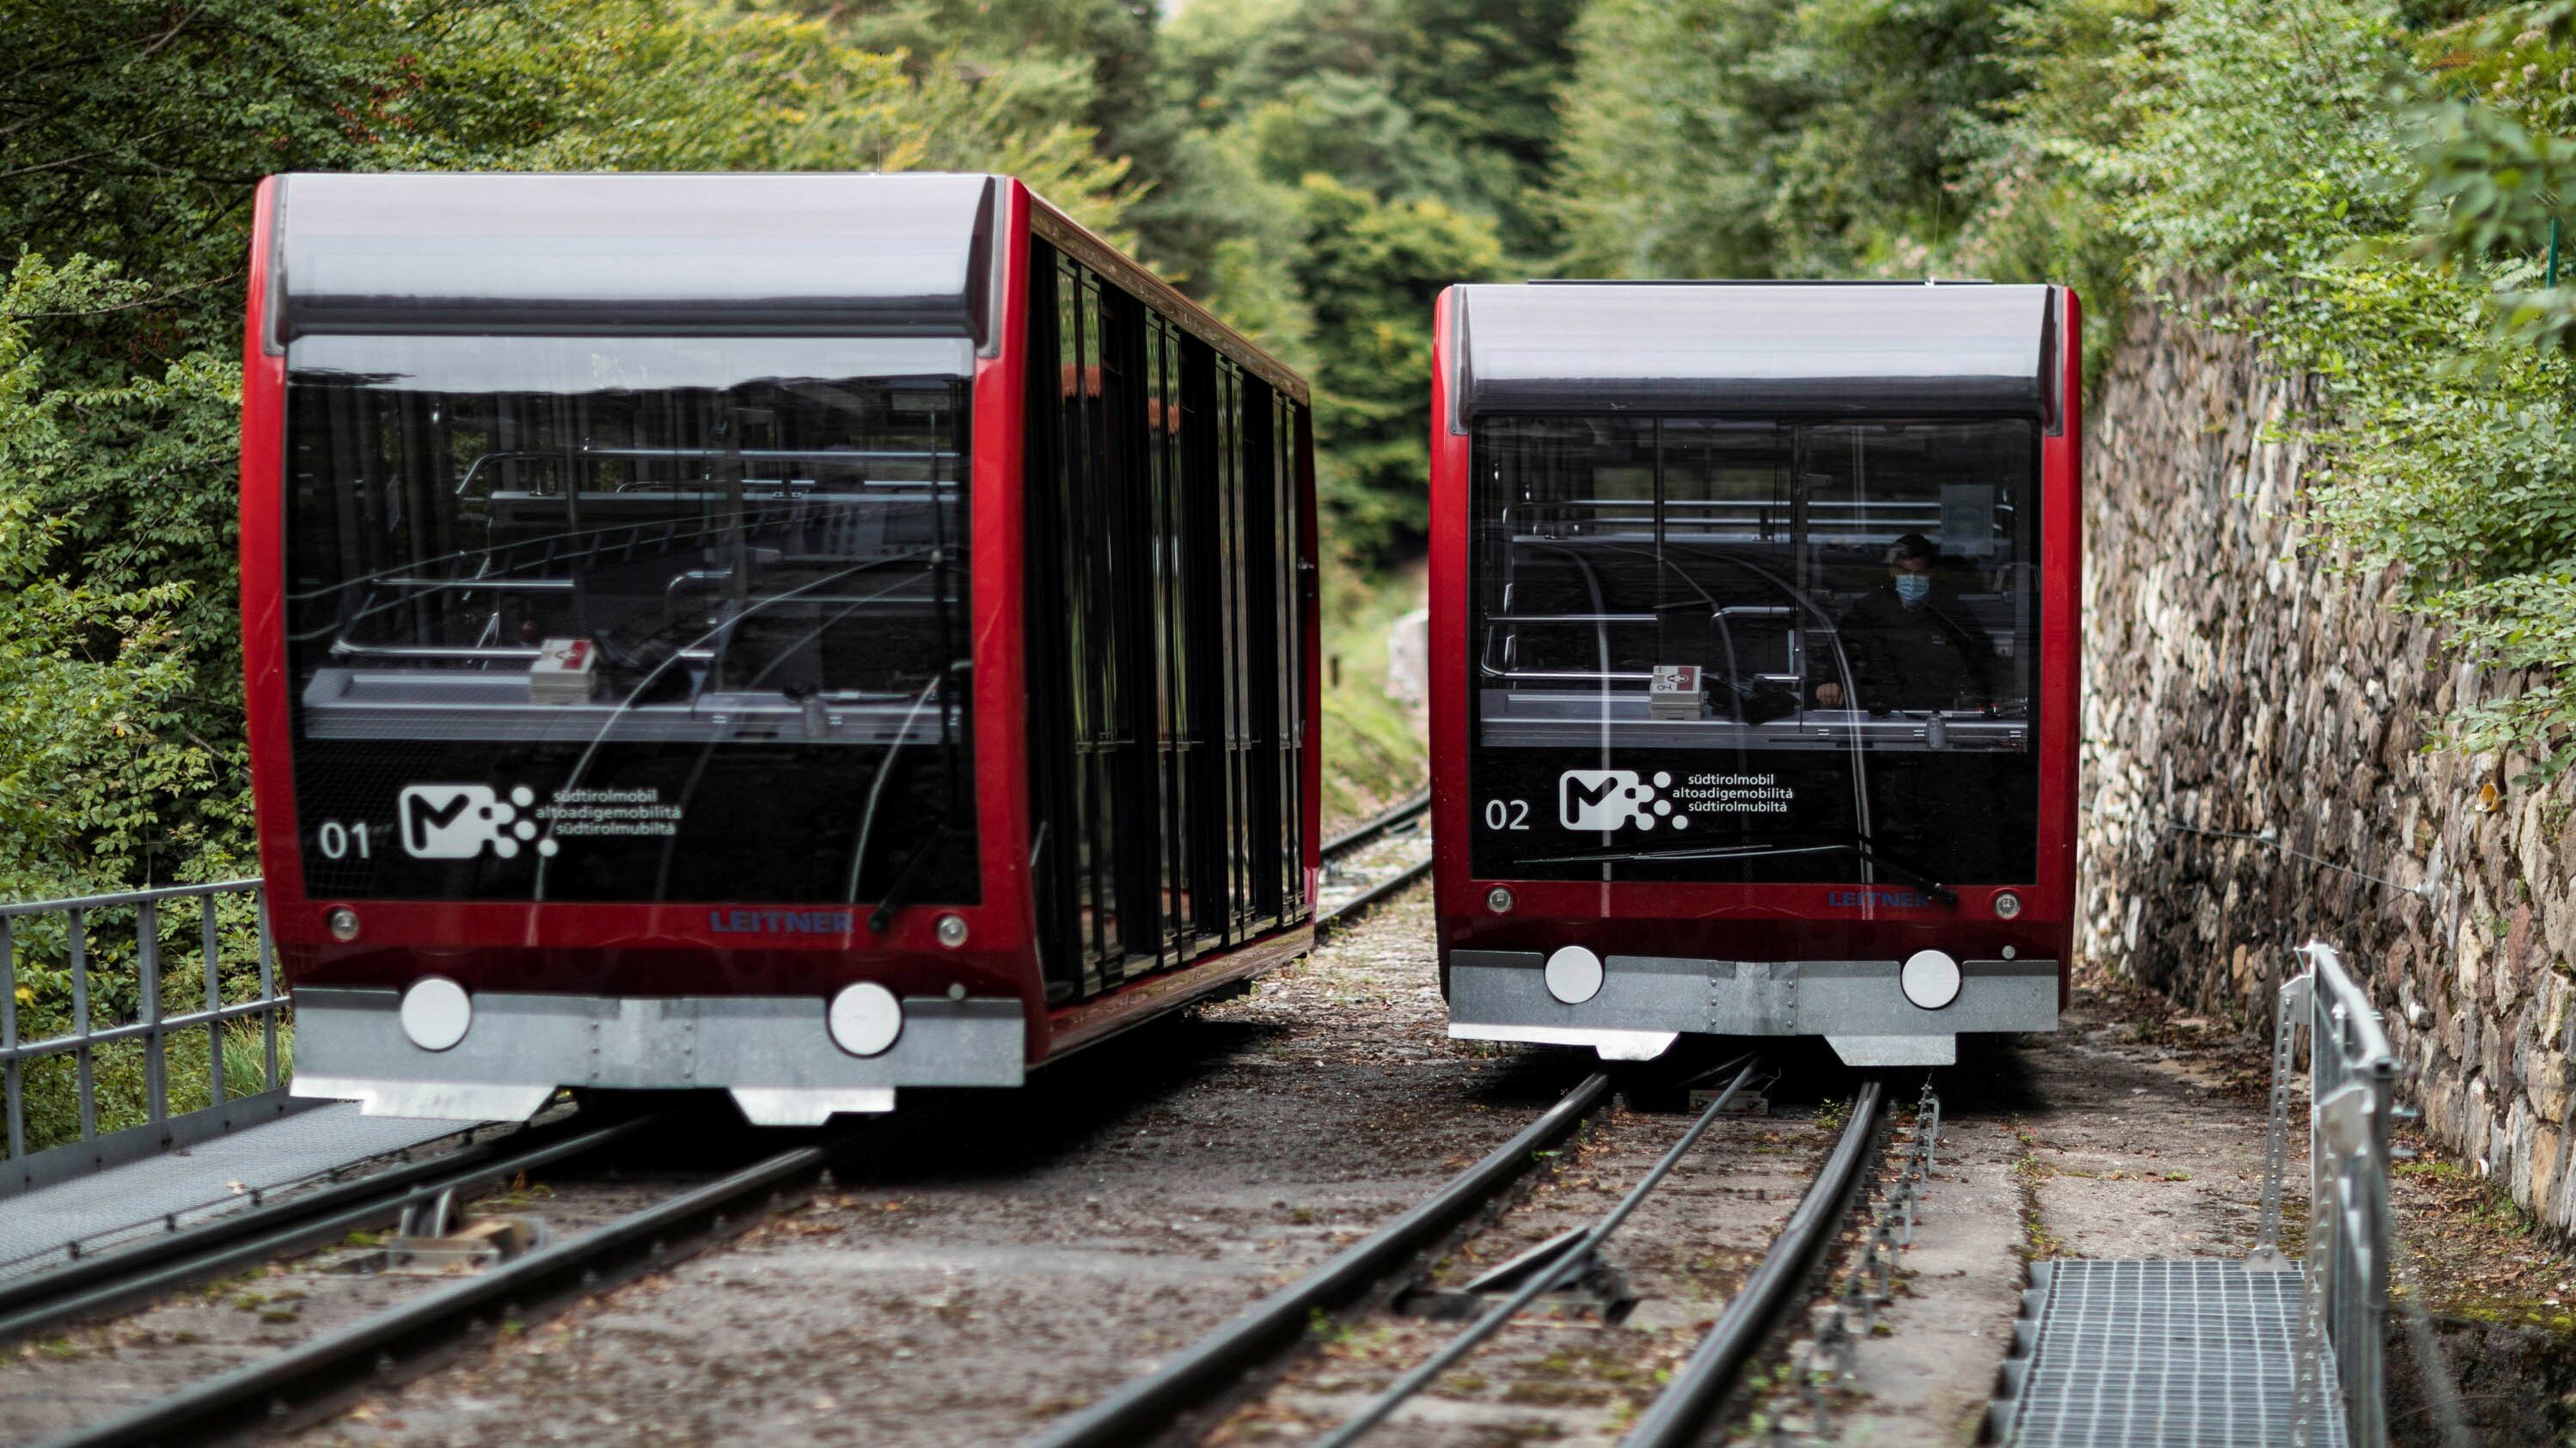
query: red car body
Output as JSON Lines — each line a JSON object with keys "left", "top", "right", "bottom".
{"left": 242, "top": 174, "right": 1319, "bottom": 1122}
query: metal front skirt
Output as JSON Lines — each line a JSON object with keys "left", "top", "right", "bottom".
{"left": 293, "top": 988, "right": 1025, "bottom": 1126}
{"left": 1445, "top": 951, "right": 2058, "bottom": 1066}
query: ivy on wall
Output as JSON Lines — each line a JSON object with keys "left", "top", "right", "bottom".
{"left": 1556, "top": 0, "right": 2576, "bottom": 779}
{"left": 2088, "top": 0, "right": 2576, "bottom": 778}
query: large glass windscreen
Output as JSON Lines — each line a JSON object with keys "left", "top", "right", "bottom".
{"left": 284, "top": 334, "right": 977, "bottom": 907}
{"left": 1468, "top": 417, "right": 2041, "bottom": 887}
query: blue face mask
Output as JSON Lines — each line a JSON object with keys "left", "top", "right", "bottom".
{"left": 1894, "top": 572, "right": 1931, "bottom": 606}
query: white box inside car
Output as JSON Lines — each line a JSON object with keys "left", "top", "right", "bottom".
{"left": 529, "top": 637, "right": 599, "bottom": 704}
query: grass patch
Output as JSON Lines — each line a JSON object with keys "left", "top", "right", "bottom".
{"left": 1319, "top": 558, "right": 1428, "bottom": 829}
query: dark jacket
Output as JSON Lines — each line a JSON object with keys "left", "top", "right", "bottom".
{"left": 1825, "top": 583, "right": 1995, "bottom": 712}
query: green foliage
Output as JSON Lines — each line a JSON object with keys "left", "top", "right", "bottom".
{"left": 1149, "top": 0, "right": 1576, "bottom": 559}
{"left": 0, "top": 257, "right": 213, "bottom": 898}
{"left": 2102, "top": 0, "right": 2411, "bottom": 283}
{"left": 2087, "top": 0, "right": 2576, "bottom": 774}
{"left": 1294, "top": 176, "right": 1504, "bottom": 555}
{"left": 2408, "top": 6, "right": 2576, "bottom": 350}
{"left": 1160, "top": 0, "right": 1582, "bottom": 259}
{"left": 1551, "top": 0, "right": 2025, "bottom": 279}
{"left": 1943, "top": 0, "right": 2162, "bottom": 374}
{"left": 1548, "top": 0, "right": 1796, "bottom": 279}
{"left": 1319, "top": 567, "right": 1430, "bottom": 825}
{"left": 0, "top": 0, "right": 1133, "bottom": 901}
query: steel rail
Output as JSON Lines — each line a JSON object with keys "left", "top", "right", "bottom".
{"left": 1025, "top": 1071, "right": 1615, "bottom": 1448}
{"left": 1319, "top": 791, "right": 1429, "bottom": 860}
{"left": 1316, "top": 857, "right": 1433, "bottom": 939}
{"left": 1314, "top": 793, "right": 1433, "bottom": 940}
{"left": 1621, "top": 1077, "right": 1891, "bottom": 1448}
{"left": 15, "top": 794, "right": 1422, "bottom": 1345}
{"left": 0, "top": 1115, "right": 660, "bottom": 1347}
{"left": 21, "top": 793, "right": 1434, "bottom": 1443}
{"left": 1312, "top": 1059, "right": 1762, "bottom": 1448}
{"left": 37, "top": 1139, "right": 836, "bottom": 1448}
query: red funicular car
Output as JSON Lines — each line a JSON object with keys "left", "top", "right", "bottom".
{"left": 242, "top": 173, "right": 1319, "bottom": 1124}
{"left": 1429, "top": 282, "right": 2080, "bottom": 1067}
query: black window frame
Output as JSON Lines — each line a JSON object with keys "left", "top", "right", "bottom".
{"left": 1024, "top": 241, "right": 1310, "bottom": 1000}
{"left": 1463, "top": 411, "right": 2044, "bottom": 888}
{"left": 278, "top": 335, "right": 980, "bottom": 907}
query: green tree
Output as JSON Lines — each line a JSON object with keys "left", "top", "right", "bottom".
{"left": 0, "top": 0, "right": 1131, "bottom": 892}
{"left": 1549, "top": 0, "right": 2025, "bottom": 279}
{"left": 0, "top": 257, "right": 205, "bottom": 897}
{"left": 1293, "top": 174, "right": 1503, "bottom": 555}
{"left": 1995, "top": 0, "right": 2576, "bottom": 773}
{"left": 1160, "top": 0, "right": 1581, "bottom": 260}
{"left": 1149, "top": 0, "right": 1573, "bottom": 557}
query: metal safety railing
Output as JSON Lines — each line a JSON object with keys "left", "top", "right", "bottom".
{"left": 0, "top": 879, "right": 299, "bottom": 1197}
{"left": 2251, "top": 940, "right": 2467, "bottom": 1448}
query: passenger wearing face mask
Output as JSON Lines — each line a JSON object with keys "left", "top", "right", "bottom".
{"left": 1812, "top": 533, "right": 1994, "bottom": 714}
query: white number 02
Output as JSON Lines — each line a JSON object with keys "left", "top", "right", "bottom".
{"left": 1484, "top": 798, "right": 1530, "bottom": 830}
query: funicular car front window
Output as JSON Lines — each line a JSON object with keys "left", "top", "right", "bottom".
{"left": 1466, "top": 415, "right": 2041, "bottom": 886}
{"left": 282, "top": 333, "right": 978, "bottom": 906}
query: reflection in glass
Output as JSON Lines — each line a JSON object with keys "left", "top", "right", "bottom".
{"left": 1466, "top": 417, "right": 2041, "bottom": 886}
{"left": 283, "top": 334, "right": 976, "bottom": 906}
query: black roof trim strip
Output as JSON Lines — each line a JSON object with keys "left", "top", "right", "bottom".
{"left": 1027, "top": 200, "right": 1308, "bottom": 406}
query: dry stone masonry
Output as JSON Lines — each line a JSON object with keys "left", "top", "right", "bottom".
{"left": 2082, "top": 296, "right": 2576, "bottom": 1237}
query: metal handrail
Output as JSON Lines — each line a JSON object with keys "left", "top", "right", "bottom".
{"left": 2298, "top": 941, "right": 2397, "bottom": 1448}
{"left": 0, "top": 880, "right": 290, "bottom": 1196}
{"left": 2257, "top": 940, "right": 2463, "bottom": 1448}
{"left": 0, "top": 877, "right": 262, "bottom": 920}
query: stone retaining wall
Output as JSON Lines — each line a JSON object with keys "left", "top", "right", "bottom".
{"left": 2082, "top": 297, "right": 2576, "bottom": 1234}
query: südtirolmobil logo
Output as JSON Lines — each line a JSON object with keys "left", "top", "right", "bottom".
{"left": 1557, "top": 769, "right": 1686, "bottom": 831}
{"left": 398, "top": 785, "right": 546, "bottom": 859}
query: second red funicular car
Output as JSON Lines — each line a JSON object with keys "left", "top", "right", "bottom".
{"left": 1429, "top": 281, "right": 2080, "bottom": 1066}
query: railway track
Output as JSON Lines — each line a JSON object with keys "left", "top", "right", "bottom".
{"left": 1031, "top": 1065, "right": 1892, "bottom": 1448}
{"left": 10, "top": 792, "right": 1441, "bottom": 1447}
{"left": 0, "top": 1114, "right": 658, "bottom": 1349}
{"left": 40, "top": 1133, "right": 832, "bottom": 1448}
{"left": 1314, "top": 791, "right": 1430, "bottom": 937}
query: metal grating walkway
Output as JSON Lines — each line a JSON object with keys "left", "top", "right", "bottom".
{"left": 1999, "top": 1259, "right": 2341, "bottom": 1447}
{"left": 0, "top": 1104, "right": 478, "bottom": 1282}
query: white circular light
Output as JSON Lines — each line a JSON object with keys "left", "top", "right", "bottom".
{"left": 1544, "top": 945, "right": 1605, "bottom": 1005}
{"left": 935, "top": 914, "right": 969, "bottom": 949}
{"left": 400, "top": 977, "right": 473, "bottom": 1052}
{"left": 1486, "top": 886, "right": 1514, "bottom": 914}
{"left": 1992, "top": 890, "right": 2022, "bottom": 920}
{"left": 828, "top": 982, "right": 903, "bottom": 1057}
{"left": 1900, "top": 950, "right": 1962, "bottom": 1011}
{"left": 326, "top": 907, "right": 361, "bottom": 943}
